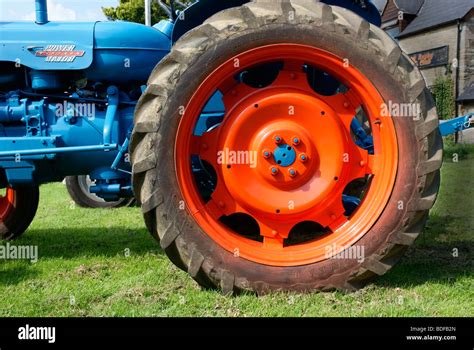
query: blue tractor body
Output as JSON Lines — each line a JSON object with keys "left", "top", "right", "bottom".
{"left": 0, "top": 9, "right": 173, "bottom": 198}
{"left": 0, "top": 0, "right": 382, "bottom": 201}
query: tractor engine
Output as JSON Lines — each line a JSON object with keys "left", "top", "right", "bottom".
{"left": 0, "top": 4, "right": 171, "bottom": 200}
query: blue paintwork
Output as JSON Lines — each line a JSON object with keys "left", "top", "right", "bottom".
{"left": 0, "top": 21, "right": 95, "bottom": 70}
{"left": 439, "top": 114, "right": 473, "bottom": 137}
{"left": 154, "top": 20, "right": 174, "bottom": 39}
{"left": 342, "top": 194, "right": 361, "bottom": 216}
{"left": 351, "top": 118, "right": 374, "bottom": 154}
{"left": 273, "top": 144, "right": 297, "bottom": 168}
{"left": 35, "top": 0, "right": 48, "bottom": 24}
{"left": 0, "top": 21, "right": 169, "bottom": 84}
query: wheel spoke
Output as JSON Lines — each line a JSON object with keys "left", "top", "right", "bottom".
{"left": 283, "top": 59, "right": 306, "bottom": 73}
{"left": 308, "top": 193, "right": 348, "bottom": 230}
{"left": 221, "top": 83, "right": 258, "bottom": 113}
{"left": 319, "top": 93, "right": 359, "bottom": 132}
{"left": 192, "top": 127, "right": 221, "bottom": 165}
{"left": 259, "top": 222, "right": 287, "bottom": 250}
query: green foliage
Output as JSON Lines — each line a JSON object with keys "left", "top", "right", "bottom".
{"left": 432, "top": 75, "right": 455, "bottom": 120}
{"left": 443, "top": 137, "right": 474, "bottom": 162}
{"left": 102, "top": 0, "right": 170, "bottom": 25}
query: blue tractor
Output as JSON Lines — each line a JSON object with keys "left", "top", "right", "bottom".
{"left": 0, "top": 0, "right": 447, "bottom": 293}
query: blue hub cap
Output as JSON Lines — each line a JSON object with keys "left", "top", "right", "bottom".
{"left": 273, "top": 144, "right": 296, "bottom": 167}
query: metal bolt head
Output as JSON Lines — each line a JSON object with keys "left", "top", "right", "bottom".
{"left": 300, "top": 154, "right": 308, "bottom": 162}
{"left": 271, "top": 167, "right": 279, "bottom": 176}
{"left": 263, "top": 150, "right": 272, "bottom": 159}
{"left": 274, "top": 135, "right": 282, "bottom": 144}
{"left": 292, "top": 137, "right": 300, "bottom": 146}
{"left": 288, "top": 168, "right": 297, "bottom": 177}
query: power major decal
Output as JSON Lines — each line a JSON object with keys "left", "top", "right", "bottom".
{"left": 35, "top": 45, "right": 85, "bottom": 63}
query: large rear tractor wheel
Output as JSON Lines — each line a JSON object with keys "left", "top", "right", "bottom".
{"left": 0, "top": 186, "right": 40, "bottom": 240}
{"left": 65, "top": 176, "right": 135, "bottom": 209}
{"left": 131, "top": 1, "right": 442, "bottom": 294}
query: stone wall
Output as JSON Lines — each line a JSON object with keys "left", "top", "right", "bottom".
{"left": 399, "top": 25, "right": 458, "bottom": 88}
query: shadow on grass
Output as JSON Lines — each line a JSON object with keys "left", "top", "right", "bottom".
{"left": 375, "top": 239, "right": 473, "bottom": 288}
{"left": 7, "top": 226, "right": 164, "bottom": 260}
{"left": 0, "top": 265, "right": 39, "bottom": 286}
{"left": 376, "top": 215, "right": 473, "bottom": 288}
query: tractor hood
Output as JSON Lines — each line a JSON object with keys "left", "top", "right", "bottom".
{"left": 0, "top": 21, "right": 95, "bottom": 70}
{"left": 0, "top": 21, "right": 170, "bottom": 74}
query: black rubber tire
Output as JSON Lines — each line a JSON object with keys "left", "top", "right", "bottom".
{"left": 65, "top": 176, "right": 135, "bottom": 209}
{"left": 131, "top": 0, "right": 442, "bottom": 294}
{"left": 0, "top": 186, "right": 40, "bottom": 241}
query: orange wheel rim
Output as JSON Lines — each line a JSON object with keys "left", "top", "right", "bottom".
{"left": 176, "top": 44, "right": 398, "bottom": 266}
{"left": 0, "top": 187, "right": 15, "bottom": 222}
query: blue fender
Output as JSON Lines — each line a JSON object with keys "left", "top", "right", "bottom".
{"left": 172, "top": 0, "right": 381, "bottom": 43}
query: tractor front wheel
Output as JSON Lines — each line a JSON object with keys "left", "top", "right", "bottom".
{"left": 0, "top": 186, "right": 39, "bottom": 240}
{"left": 65, "top": 176, "right": 135, "bottom": 209}
{"left": 131, "top": 1, "right": 442, "bottom": 294}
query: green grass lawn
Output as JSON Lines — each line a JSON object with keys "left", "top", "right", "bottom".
{"left": 0, "top": 144, "right": 473, "bottom": 317}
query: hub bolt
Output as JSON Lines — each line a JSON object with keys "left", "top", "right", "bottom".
{"left": 288, "top": 168, "right": 297, "bottom": 177}
{"left": 292, "top": 137, "right": 300, "bottom": 146}
{"left": 271, "top": 167, "right": 279, "bottom": 176}
{"left": 274, "top": 135, "right": 282, "bottom": 144}
{"left": 300, "top": 154, "right": 308, "bottom": 162}
{"left": 263, "top": 150, "right": 272, "bottom": 159}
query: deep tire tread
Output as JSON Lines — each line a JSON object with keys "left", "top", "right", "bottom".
{"left": 131, "top": 0, "right": 443, "bottom": 294}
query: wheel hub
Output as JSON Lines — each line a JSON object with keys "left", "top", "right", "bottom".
{"left": 217, "top": 90, "right": 348, "bottom": 217}
{"left": 272, "top": 143, "right": 296, "bottom": 167}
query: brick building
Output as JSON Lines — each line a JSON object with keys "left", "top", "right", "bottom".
{"left": 380, "top": 0, "right": 474, "bottom": 118}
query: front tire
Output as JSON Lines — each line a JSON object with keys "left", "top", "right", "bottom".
{"left": 65, "top": 176, "right": 135, "bottom": 209}
{"left": 131, "top": 0, "right": 442, "bottom": 294}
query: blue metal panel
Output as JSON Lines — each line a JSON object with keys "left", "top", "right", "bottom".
{"left": 86, "top": 21, "right": 171, "bottom": 83}
{"left": 439, "top": 114, "right": 473, "bottom": 137}
{"left": 0, "top": 21, "right": 95, "bottom": 70}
